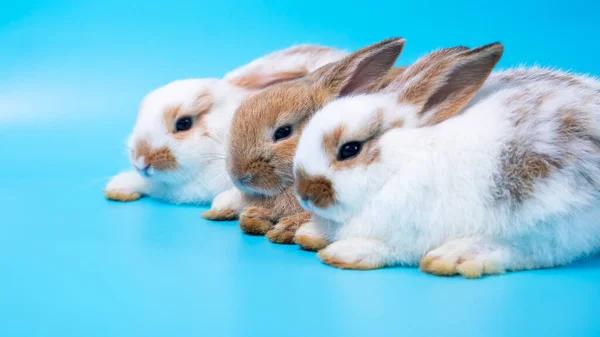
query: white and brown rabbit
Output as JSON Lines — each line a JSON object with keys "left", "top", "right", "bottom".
{"left": 103, "top": 45, "right": 347, "bottom": 207}
{"left": 293, "top": 41, "right": 600, "bottom": 277}
{"left": 207, "top": 38, "right": 407, "bottom": 244}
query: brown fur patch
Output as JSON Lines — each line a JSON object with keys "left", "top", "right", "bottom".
{"left": 318, "top": 250, "right": 384, "bottom": 270}
{"left": 294, "top": 234, "right": 329, "bottom": 251}
{"left": 499, "top": 145, "right": 563, "bottom": 203}
{"left": 164, "top": 91, "right": 213, "bottom": 139}
{"left": 295, "top": 168, "right": 336, "bottom": 209}
{"left": 266, "top": 211, "right": 312, "bottom": 244}
{"left": 104, "top": 190, "right": 142, "bottom": 202}
{"left": 149, "top": 147, "right": 178, "bottom": 171}
{"left": 163, "top": 104, "right": 182, "bottom": 128}
{"left": 201, "top": 208, "right": 239, "bottom": 221}
{"left": 134, "top": 140, "right": 178, "bottom": 171}
{"left": 320, "top": 110, "right": 385, "bottom": 171}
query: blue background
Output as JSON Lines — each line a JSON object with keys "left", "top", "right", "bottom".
{"left": 1, "top": 1, "right": 599, "bottom": 336}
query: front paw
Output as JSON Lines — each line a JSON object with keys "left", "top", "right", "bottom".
{"left": 104, "top": 171, "right": 145, "bottom": 202}
{"left": 318, "top": 238, "right": 388, "bottom": 270}
{"left": 293, "top": 221, "right": 329, "bottom": 251}
{"left": 420, "top": 238, "right": 510, "bottom": 279}
{"left": 239, "top": 207, "right": 274, "bottom": 235}
{"left": 203, "top": 188, "right": 245, "bottom": 220}
{"left": 266, "top": 212, "right": 312, "bottom": 244}
{"left": 201, "top": 208, "right": 238, "bottom": 221}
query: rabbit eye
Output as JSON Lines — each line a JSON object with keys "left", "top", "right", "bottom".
{"left": 175, "top": 116, "right": 193, "bottom": 132}
{"left": 338, "top": 142, "right": 362, "bottom": 161}
{"left": 273, "top": 125, "right": 293, "bottom": 141}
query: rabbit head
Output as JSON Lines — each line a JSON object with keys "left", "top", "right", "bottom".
{"left": 294, "top": 43, "right": 504, "bottom": 222}
{"left": 226, "top": 37, "right": 407, "bottom": 198}
{"left": 126, "top": 45, "right": 347, "bottom": 188}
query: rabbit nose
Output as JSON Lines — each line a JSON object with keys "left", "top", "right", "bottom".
{"left": 133, "top": 156, "right": 152, "bottom": 175}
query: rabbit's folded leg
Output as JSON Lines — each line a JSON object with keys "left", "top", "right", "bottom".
{"left": 202, "top": 187, "right": 244, "bottom": 221}
{"left": 266, "top": 211, "right": 312, "bottom": 244}
{"left": 318, "top": 238, "right": 390, "bottom": 270}
{"left": 239, "top": 206, "right": 275, "bottom": 235}
{"left": 294, "top": 220, "right": 329, "bottom": 251}
{"left": 104, "top": 171, "right": 147, "bottom": 202}
{"left": 420, "top": 237, "right": 518, "bottom": 278}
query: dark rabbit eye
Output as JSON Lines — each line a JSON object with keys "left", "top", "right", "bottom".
{"left": 175, "top": 117, "right": 193, "bottom": 132}
{"left": 273, "top": 125, "right": 293, "bottom": 141}
{"left": 338, "top": 142, "right": 362, "bottom": 161}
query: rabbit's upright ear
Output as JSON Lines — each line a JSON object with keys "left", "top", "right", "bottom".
{"left": 313, "top": 38, "right": 406, "bottom": 97}
{"left": 398, "top": 42, "right": 504, "bottom": 125}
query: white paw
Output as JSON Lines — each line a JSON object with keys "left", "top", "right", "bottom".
{"left": 420, "top": 238, "right": 511, "bottom": 278}
{"left": 211, "top": 187, "right": 245, "bottom": 212}
{"left": 104, "top": 171, "right": 146, "bottom": 202}
{"left": 318, "top": 238, "right": 389, "bottom": 270}
{"left": 294, "top": 221, "right": 329, "bottom": 251}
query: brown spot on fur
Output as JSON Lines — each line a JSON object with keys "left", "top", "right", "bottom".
{"left": 104, "top": 190, "right": 142, "bottom": 202}
{"left": 320, "top": 110, "right": 386, "bottom": 171}
{"left": 318, "top": 250, "right": 384, "bottom": 270}
{"left": 295, "top": 168, "right": 336, "bottom": 209}
{"left": 164, "top": 91, "right": 213, "bottom": 139}
{"left": 150, "top": 147, "right": 178, "bottom": 170}
{"left": 294, "top": 233, "right": 329, "bottom": 251}
{"left": 391, "top": 119, "right": 405, "bottom": 128}
{"left": 134, "top": 139, "right": 178, "bottom": 171}
{"left": 163, "top": 104, "right": 181, "bottom": 128}
{"left": 322, "top": 125, "right": 346, "bottom": 157}
{"left": 499, "top": 145, "right": 563, "bottom": 203}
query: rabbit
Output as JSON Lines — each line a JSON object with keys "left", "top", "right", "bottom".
{"left": 103, "top": 44, "right": 348, "bottom": 206}
{"left": 206, "top": 37, "right": 407, "bottom": 244}
{"left": 292, "top": 41, "right": 600, "bottom": 278}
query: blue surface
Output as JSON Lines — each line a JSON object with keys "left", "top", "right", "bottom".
{"left": 1, "top": 1, "right": 600, "bottom": 336}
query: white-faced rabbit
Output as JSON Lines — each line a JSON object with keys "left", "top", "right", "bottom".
{"left": 103, "top": 45, "right": 348, "bottom": 206}
{"left": 211, "top": 38, "right": 406, "bottom": 244}
{"left": 293, "top": 42, "right": 600, "bottom": 277}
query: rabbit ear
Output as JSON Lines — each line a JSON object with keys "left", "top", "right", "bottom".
{"left": 227, "top": 70, "right": 308, "bottom": 90}
{"left": 398, "top": 42, "right": 504, "bottom": 125}
{"left": 225, "top": 45, "right": 347, "bottom": 90}
{"left": 380, "top": 66, "right": 408, "bottom": 89}
{"left": 313, "top": 37, "right": 406, "bottom": 97}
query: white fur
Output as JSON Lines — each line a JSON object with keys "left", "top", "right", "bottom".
{"left": 105, "top": 45, "right": 347, "bottom": 205}
{"left": 295, "top": 66, "right": 600, "bottom": 273}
